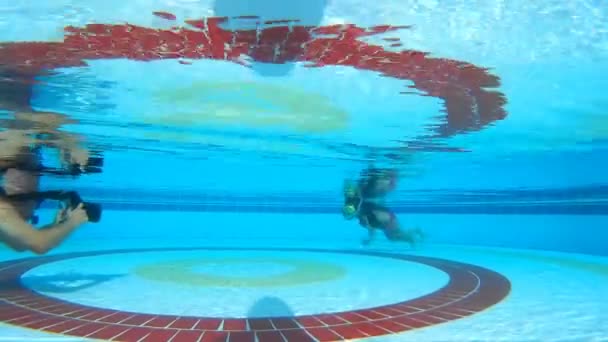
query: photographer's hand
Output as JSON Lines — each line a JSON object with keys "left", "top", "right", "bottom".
{"left": 65, "top": 147, "right": 90, "bottom": 168}
{"left": 0, "top": 200, "right": 89, "bottom": 255}
{"left": 54, "top": 204, "right": 68, "bottom": 224}
{"left": 65, "top": 203, "right": 89, "bottom": 225}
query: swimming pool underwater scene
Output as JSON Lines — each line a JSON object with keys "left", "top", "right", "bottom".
{"left": 0, "top": 1, "right": 607, "bottom": 341}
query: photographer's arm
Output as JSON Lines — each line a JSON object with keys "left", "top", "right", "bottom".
{"left": 0, "top": 201, "right": 86, "bottom": 254}
{"left": 30, "top": 127, "right": 90, "bottom": 168}
{"left": 7, "top": 108, "right": 91, "bottom": 168}
{"left": 44, "top": 130, "right": 90, "bottom": 167}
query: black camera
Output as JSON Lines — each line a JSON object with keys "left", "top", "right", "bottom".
{"left": 5, "top": 190, "right": 102, "bottom": 223}
{"left": 60, "top": 191, "right": 102, "bottom": 223}
{"left": 66, "top": 156, "right": 104, "bottom": 176}
{"left": 42, "top": 155, "right": 105, "bottom": 177}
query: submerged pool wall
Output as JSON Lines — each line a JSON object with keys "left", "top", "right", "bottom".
{"left": 26, "top": 209, "right": 608, "bottom": 257}
{"left": 29, "top": 149, "right": 608, "bottom": 257}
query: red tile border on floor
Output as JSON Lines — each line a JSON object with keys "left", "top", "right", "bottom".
{"left": 373, "top": 318, "right": 412, "bottom": 333}
{"left": 79, "top": 310, "right": 116, "bottom": 321}
{"left": 0, "top": 306, "right": 28, "bottom": 320}
{"left": 255, "top": 330, "right": 285, "bottom": 342}
{"left": 44, "top": 319, "right": 88, "bottom": 334}
{"left": 121, "top": 314, "right": 156, "bottom": 326}
{"left": 171, "top": 330, "right": 204, "bottom": 342}
{"left": 99, "top": 312, "right": 134, "bottom": 324}
{"left": 353, "top": 310, "right": 388, "bottom": 320}
{"left": 6, "top": 315, "right": 48, "bottom": 327}
{"left": 296, "top": 316, "right": 326, "bottom": 328}
{"left": 373, "top": 306, "right": 410, "bottom": 317}
{"left": 86, "top": 325, "right": 131, "bottom": 340}
{"left": 316, "top": 314, "right": 348, "bottom": 326}
{"left": 336, "top": 312, "right": 369, "bottom": 324}
{"left": 223, "top": 319, "right": 247, "bottom": 331}
{"left": 330, "top": 325, "right": 367, "bottom": 340}
{"left": 144, "top": 316, "right": 176, "bottom": 328}
{"left": 306, "top": 327, "right": 343, "bottom": 341}
{"left": 20, "top": 316, "right": 64, "bottom": 330}
{"left": 200, "top": 330, "right": 229, "bottom": 342}
{"left": 350, "top": 322, "right": 392, "bottom": 337}
{"left": 194, "top": 318, "right": 222, "bottom": 330}
{"left": 64, "top": 309, "right": 96, "bottom": 318}
{"left": 111, "top": 326, "right": 153, "bottom": 341}
{"left": 270, "top": 318, "right": 300, "bottom": 330}
{"left": 247, "top": 318, "right": 274, "bottom": 330}
{"left": 169, "top": 317, "right": 199, "bottom": 330}
{"left": 67, "top": 322, "right": 108, "bottom": 337}
{"left": 279, "top": 329, "right": 316, "bottom": 342}
{"left": 0, "top": 247, "right": 511, "bottom": 341}
{"left": 140, "top": 329, "right": 178, "bottom": 342}
{"left": 227, "top": 331, "right": 256, "bottom": 342}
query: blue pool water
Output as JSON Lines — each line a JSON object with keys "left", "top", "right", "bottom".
{"left": 1, "top": 1, "right": 607, "bottom": 341}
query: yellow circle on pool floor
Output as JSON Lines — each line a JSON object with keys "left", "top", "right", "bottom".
{"left": 133, "top": 257, "right": 347, "bottom": 288}
{"left": 145, "top": 81, "right": 349, "bottom": 133}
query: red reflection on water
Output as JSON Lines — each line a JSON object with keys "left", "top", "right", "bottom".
{"left": 0, "top": 13, "right": 507, "bottom": 139}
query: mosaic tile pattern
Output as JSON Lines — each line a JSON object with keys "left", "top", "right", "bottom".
{"left": 0, "top": 248, "right": 510, "bottom": 341}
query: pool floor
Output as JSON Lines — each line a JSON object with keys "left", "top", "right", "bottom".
{"left": 1, "top": 241, "right": 606, "bottom": 341}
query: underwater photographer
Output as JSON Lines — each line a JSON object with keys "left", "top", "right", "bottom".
{"left": 1, "top": 111, "right": 103, "bottom": 255}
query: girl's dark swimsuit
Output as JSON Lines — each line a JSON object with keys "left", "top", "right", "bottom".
{"left": 345, "top": 194, "right": 398, "bottom": 235}
{"left": 357, "top": 201, "right": 398, "bottom": 231}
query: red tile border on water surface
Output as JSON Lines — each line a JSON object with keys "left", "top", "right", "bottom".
{"left": 0, "top": 11, "right": 508, "bottom": 150}
{"left": 0, "top": 247, "right": 511, "bottom": 341}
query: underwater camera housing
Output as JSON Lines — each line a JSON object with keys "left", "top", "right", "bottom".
{"left": 40, "top": 153, "right": 105, "bottom": 177}
{"left": 59, "top": 191, "right": 102, "bottom": 223}
{"left": 3, "top": 190, "right": 102, "bottom": 223}
{"left": 65, "top": 155, "right": 104, "bottom": 176}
